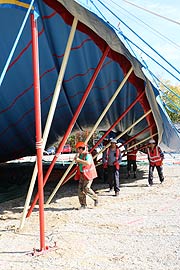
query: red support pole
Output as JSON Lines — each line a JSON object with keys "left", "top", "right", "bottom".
{"left": 31, "top": 14, "right": 45, "bottom": 251}
{"left": 122, "top": 123, "right": 155, "bottom": 146}
{"left": 61, "top": 125, "right": 155, "bottom": 186}
{"left": 91, "top": 91, "right": 145, "bottom": 152}
{"left": 27, "top": 45, "right": 110, "bottom": 217}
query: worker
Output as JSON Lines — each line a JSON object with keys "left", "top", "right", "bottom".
{"left": 103, "top": 139, "right": 121, "bottom": 196}
{"left": 147, "top": 139, "right": 164, "bottom": 186}
{"left": 74, "top": 141, "right": 98, "bottom": 209}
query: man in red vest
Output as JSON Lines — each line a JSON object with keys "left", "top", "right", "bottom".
{"left": 74, "top": 141, "right": 98, "bottom": 209}
{"left": 103, "top": 139, "right": 121, "bottom": 196}
{"left": 147, "top": 139, "right": 164, "bottom": 186}
{"left": 127, "top": 140, "right": 138, "bottom": 179}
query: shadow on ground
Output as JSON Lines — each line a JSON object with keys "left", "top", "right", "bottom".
{"left": 0, "top": 162, "right": 147, "bottom": 215}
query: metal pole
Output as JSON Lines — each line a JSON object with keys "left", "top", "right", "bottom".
{"left": 90, "top": 91, "right": 145, "bottom": 152}
{"left": 45, "top": 65, "right": 133, "bottom": 205}
{"left": 19, "top": 17, "right": 78, "bottom": 230}
{"left": 27, "top": 45, "right": 110, "bottom": 213}
{"left": 48, "top": 91, "right": 147, "bottom": 188}
{"left": 93, "top": 109, "right": 153, "bottom": 160}
{"left": 127, "top": 132, "right": 158, "bottom": 151}
{"left": 121, "top": 124, "right": 155, "bottom": 149}
{"left": 30, "top": 14, "right": 45, "bottom": 251}
{"left": 85, "top": 66, "right": 134, "bottom": 144}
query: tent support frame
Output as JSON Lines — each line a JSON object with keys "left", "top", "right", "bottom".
{"left": 27, "top": 45, "right": 110, "bottom": 216}
{"left": 45, "top": 65, "right": 133, "bottom": 205}
{"left": 90, "top": 91, "right": 145, "bottom": 153}
{"left": 47, "top": 109, "right": 154, "bottom": 198}
{"left": 92, "top": 109, "right": 153, "bottom": 161}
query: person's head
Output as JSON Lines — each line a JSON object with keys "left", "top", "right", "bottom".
{"left": 149, "top": 139, "right": 156, "bottom": 147}
{"left": 75, "top": 141, "right": 86, "bottom": 153}
{"left": 103, "top": 138, "right": 109, "bottom": 146}
{"left": 110, "top": 139, "right": 117, "bottom": 148}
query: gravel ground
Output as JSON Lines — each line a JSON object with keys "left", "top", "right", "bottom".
{"left": 0, "top": 161, "right": 180, "bottom": 270}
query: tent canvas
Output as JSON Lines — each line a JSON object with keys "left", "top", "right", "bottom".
{"left": 0, "top": 0, "right": 180, "bottom": 252}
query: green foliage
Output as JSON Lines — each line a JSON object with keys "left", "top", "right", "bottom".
{"left": 53, "top": 131, "right": 102, "bottom": 152}
{"left": 159, "top": 81, "right": 180, "bottom": 123}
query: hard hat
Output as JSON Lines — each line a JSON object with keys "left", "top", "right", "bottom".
{"left": 75, "top": 141, "right": 86, "bottom": 149}
{"left": 110, "top": 139, "right": 117, "bottom": 143}
{"left": 149, "top": 139, "right": 156, "bottom": 144}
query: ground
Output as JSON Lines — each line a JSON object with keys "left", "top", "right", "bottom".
{"left": 0, "top": 158, "right": 180, "bottom": 270}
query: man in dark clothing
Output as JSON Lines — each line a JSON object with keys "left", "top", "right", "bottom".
{"left": 103, "top": 139, "right": 121, "bottom": 196}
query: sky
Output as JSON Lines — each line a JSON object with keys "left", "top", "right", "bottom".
{"left": 75, "top": 0, "right": 180, "bottom": 87}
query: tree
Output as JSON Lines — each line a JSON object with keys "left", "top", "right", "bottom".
{"left": 159, "top": 81, "right": 180, "bottom": 123}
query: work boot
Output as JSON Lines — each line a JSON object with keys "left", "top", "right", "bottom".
{"left": 160, "top": 178, "right": 164, "bottom": 184}
{"left": 79, "top": 205, "right": 87, "bottom": 210}
{"left": 147, "top": 182, "right": 153, "bottom": 187}
{"left": 94, "top": 199, "right": 98, "bottom": 207}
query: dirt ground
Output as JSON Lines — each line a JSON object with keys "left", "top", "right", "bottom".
{"left": 0, "top": 159, "right": 180, "bottom": 270}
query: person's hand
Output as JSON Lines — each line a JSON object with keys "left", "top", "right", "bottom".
{"left": 74, "top": 154, "right": 79, "bottom": 163}
{"left": 76, "top": 157, "right": 80, "bottom": 163}
{"left": 113, "top": 161, "right": 118, "bottom": 166}
{"left": 103, "top": 163, "right": 108, "bottom": 169}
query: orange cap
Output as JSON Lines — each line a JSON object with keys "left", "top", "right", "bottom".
{"left": 75, "top": 141, "right": 86, "bottom": 149}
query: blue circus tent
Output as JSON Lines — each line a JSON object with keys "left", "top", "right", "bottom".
{"left": 0, "top": 0, "right": 180, "bottom": 252}
{"left": 0, "top": 0, "right": 180, "bottom": 164}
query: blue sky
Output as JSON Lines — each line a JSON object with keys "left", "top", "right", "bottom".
{"left": 75, "top": 0, "right": 180, "bottom": 86}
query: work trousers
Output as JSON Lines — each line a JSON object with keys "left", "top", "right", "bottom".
{"left": 107, "top": 165, "right": 120, "bottom": 192}
{"left": 148, "top": 165, "right": 164, "bottom": 185}
{"left": 103, "top": 168, "right": 108, "bottom": 183}
{"left": 78, "top": 175, "right": 98, "bottom": 206}
{"left": 127, "top": 160, "right": 137, "bottom": 172}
